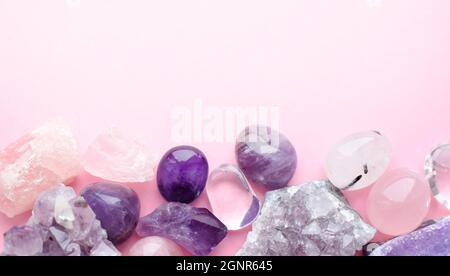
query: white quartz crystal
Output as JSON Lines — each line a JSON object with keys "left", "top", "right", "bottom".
{"left": 325, "top": 131, "right": 391, "bottom": 191}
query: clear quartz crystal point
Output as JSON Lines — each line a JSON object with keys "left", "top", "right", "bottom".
{"left": 425, "top": 144, "right": 450, "bottom": 210}
{"left": 206, "top": 164, "right": 260, "bottom": 231}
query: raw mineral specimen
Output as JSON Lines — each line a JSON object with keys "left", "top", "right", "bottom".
{"left": 82, "top": 127, "right": 156, "bottom": 183}
{"left": 370, "top": 216, "right": 450, "bottom": 256}
{"left": 237, "top": 180, "right": 376, "bottom": 256}
{"left": 136, "top": 202, "right": 227, "bottom": 256}
{"left": 2, "top": 185, "right": 121, "bottom": 256}
{"left": 0, "top": 120, "right": 81, "bottom": 217}
{"left": 157, "top": 146, "right": 209, "bottom": 203}
{"left": 81, "top": 183, "right": 141, "bottom": 245}
{"left": 236, "top": 126, "right": 297, "bottom": 190}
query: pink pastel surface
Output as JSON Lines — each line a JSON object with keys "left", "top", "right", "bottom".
{"left": 1, "top": 0, "right": 450, "bottom": 255}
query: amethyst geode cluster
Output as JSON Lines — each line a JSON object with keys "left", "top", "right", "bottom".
{"left": 3, "top": 184, "right": 121, "bottom": 256}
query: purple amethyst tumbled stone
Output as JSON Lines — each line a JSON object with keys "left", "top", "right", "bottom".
{"left": 81, "top": 183, "right": 140, "bottom": 245}
{"left": 136, "top": 202, "right": 227, "bottom": 256}
{"left": 236, "top": 125, "right": 297, "bottom": 190}
{"left": 157, "top": 146, "right": 208, "bottom": 203}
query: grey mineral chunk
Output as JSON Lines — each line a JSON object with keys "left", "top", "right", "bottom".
{"left": 237, "top": 180, "right": 376, "bottom": 256}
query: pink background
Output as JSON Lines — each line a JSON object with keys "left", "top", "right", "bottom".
{"left": 1, "top": 0, "right": 450, "bottom": 255}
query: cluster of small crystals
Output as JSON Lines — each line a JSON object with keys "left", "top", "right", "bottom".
{"left": 2, "top": 185, "right": 120, "bottom": 256}
{"left": 370, "top": 216, "right": 450, "bottom": 256}
{"left": 237, "top": 180, "right": 376, "bottom": 256}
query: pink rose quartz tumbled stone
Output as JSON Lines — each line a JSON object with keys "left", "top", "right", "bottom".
{"left": 0, "top": 120, "right": 81, "bottom": 218}
{"left": 367, "top": 169, "right": 431, "bottom": 236}
{"left": 82, "top": 127, "right": 156, "bottom": 183}
{"left": 128, "top": 237, "right": 184, "bottom": 256}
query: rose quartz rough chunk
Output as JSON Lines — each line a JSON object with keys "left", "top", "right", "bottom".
{"left": 82, "top": 127, "right": 156, "bottom": 183}
{"left": 128, "top": 237, "right": 184, "bottom": 256}
{"left": 0, "top": 120, "right": 81, "bottom": 218}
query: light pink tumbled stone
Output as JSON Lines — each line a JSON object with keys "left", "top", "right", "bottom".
{"left": 0, "top": 120, "right": 80, "bottom": 218}
{"left": 367, "top": 169, "right": 431, "bottom": 236}
{"left": 82, "top": 127, "right": 156, "bottom": 183}
{"left": 128, "top": 237, "right": 184, "bottom": 256}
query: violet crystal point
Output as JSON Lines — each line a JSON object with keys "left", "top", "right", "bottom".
{"left": 81, "top": 183, "right": 141, "bottom": 245}
{"left": 236, "top": 125, "right": 297, "bottom": 190}
{"left": 2, "top": 184, "right": 121, "bottom": 256}
{"left": 237, "top": 180, "right": 376, "bottom": 256}
{"left": 370, "top": 216, "right": 450, "bottom": 256}
{"left": 157, "top": 146, "right": 209, "bottom": 204}
{"left": 136, "top": 202, "right": 227, "bottom": 256}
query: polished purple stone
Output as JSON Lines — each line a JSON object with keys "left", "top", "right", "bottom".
{"left": 236, "top": 126, "right": 297, "bottom": 190}
{"left": 157, "top": 146, "right": 209, "bottom": 203}
{"left": 136, "top": 202, "right": 227, "bottom": 256}
{"left": 370, "top": 216, "right": 450, "bottom": 256}
{"left": 81, "top": 183, "right": 141, "bottom": 245}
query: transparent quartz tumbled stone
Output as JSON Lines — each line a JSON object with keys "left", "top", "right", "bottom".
{"left": 206, "top": 164, "right": 260, "bottom": 231}
{"left": 425, "top": 144, "right": 450, "bottom": 210}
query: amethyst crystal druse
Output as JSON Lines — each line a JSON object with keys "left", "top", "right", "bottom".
{"left": 157, "top": 146, "right": 209, "bottom": 203}
{"left": 236, "top": 125, "right": 297, "bottom": 190}
{"left": 81, "top": 183, "right": 141, "bottom": 245}
{"left": 3, "top": 184, "right": 120, "bottom": 256}
{"left": 136, "top": 203, "right": 227, "bottom": 256}
{"left": 370, "top": 216, "right": 450, "bottom": 256}
{"left": 237, "top": 180, "right": 376, "bottom": 256}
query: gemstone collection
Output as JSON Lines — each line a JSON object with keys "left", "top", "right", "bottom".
{"left": 0, "top": 121, "right": 447, "bottom": 256}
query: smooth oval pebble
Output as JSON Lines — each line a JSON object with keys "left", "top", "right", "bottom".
{"left": 425, "top": 144, "right": 450, "bottom": 210}
{"left": 157, "top": 146, "right": 209, "bottom": 203}
{"left": 206, "top": 164, "right": 260, "bottom": 231}
{"left": 367, "top": 169, "right": 431, "bottom": 236}
{"left": 236, "top": 125, "right": 297, "bottom": 190}
{"left": 325, "top": 131, "right": 391, "bottom": 191}
{"left": 128, "top": 237, "right": 184, "bottom": 256}
{"left": 81, "top": 183, "right": 141, "bottom": 245}
{"left": 431, "top": 144, "right": 450, "bottom": 169}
